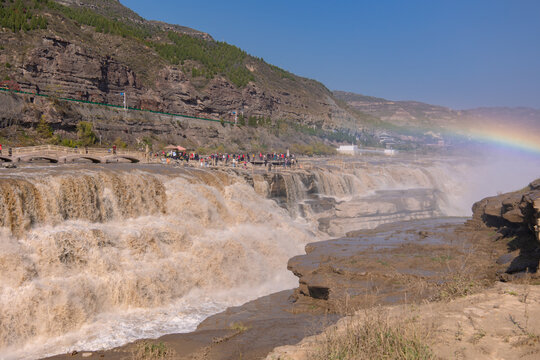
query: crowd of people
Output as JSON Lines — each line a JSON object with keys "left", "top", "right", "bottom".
{"left": 152, "top": 151, "right": 297, "bottom": 169}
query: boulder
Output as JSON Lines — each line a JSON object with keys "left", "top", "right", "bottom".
{"left": 472, "top": 179, "right": 540, "bottom": 275}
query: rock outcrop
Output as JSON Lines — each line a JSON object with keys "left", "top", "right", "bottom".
{"left": 471, "top": 179, "right": 540, "bottom": 275}
{"left": 285, "top": 179, "right": 540, "bottom": 307}
{"left": 472, "top": 179, "right": 540, "bottom": 237}
{"left": 286, "top": 218, "right": 503, "bottom": 310}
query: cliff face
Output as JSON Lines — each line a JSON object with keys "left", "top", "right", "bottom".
{"left": 14, "top": 36, "right": 352, "bottom": 127}
{"left": 0, "top": 90, "right": 316, "bottom": 151}
{"left": 0, "top": 1, "right": 358, "bottom": 133}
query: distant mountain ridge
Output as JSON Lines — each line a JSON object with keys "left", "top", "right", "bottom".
{"left": 333, "top": 90, "right": 540, "bottom": 132}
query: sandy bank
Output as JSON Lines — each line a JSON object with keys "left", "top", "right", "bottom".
{"left": 268, "top": 282, "right": 540, "bottom": 360}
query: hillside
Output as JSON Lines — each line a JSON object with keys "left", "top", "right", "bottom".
{"left": 55, "top": 0, "right": 212, "bottom": 39}
{"left": 333, "top": 90, "right": 459, "bottom": 129}
{"left": 0, "top": 0, "right": 361, "bottom": 151}
{"left": 334, "top": 90, "right": 540, "bottom": 138}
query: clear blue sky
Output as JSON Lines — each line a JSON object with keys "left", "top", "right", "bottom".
{"left": 121, "top": 0, "right": 540, "bottom": 110}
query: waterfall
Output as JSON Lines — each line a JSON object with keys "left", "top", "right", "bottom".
{"left": 0, "top": 156, "right": 502, "bottom": 359}
{"left": 0, "top": 168, "right": 318, "bottom": 359}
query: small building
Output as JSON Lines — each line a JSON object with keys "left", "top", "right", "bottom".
{"left": 337, "top": 145, "right": 360, "bottom": 155}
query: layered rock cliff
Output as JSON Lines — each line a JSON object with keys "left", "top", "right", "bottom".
{"left": 0, "top": 0, "right": 358, "bottom": 137}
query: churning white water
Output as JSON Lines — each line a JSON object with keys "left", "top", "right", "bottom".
{"left": 0, "top": 168, "right": 318, "bottom": 359}
{"left": 0, "top": 153, "right": 538, "bottom": 359}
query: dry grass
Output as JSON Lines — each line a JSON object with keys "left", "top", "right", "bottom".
{"left": 509, "top": 285, "right": 540, "bottom": 348}
{"left": 431, "top": 273, "right": 484, "bottom": 302}
{"left": 309, "top": 308, "right": 434, "bottom": 360}
{"left": 130, "top": 341, "right": 176, "bottom": 360}
{"left": 430, "top": 243, "right": 487, "bottom": 302}
{"left": 229, "top": 321, "right": 249, "bottom": 333}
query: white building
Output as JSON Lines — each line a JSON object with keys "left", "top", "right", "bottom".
{"left": 337, "top": 145, "right": 360, "bottom": 155}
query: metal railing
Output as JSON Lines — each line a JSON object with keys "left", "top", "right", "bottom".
{"left": 9, "top": 145, "right": 144, "bottom": 158}
{"left": 0, "top": 87, "right": 233, "bottom": 125}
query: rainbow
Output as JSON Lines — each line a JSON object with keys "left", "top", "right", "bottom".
{"left": 445, "top": 123, "right": 540, "bottom": 155}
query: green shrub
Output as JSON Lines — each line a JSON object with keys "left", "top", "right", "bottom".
{"left": 36, "top": 115, "right": 53, "bottom": 138}
{"left": 76, "top": 121, "right": 97, "bottom": 146}
{"left": 113, "top": 137, "right": 128, "bottom": 149}
{"left": 0, "top": 0, "right": 48, "bottom": 32}
{"left": 153, "top": 32, "right": 254, "bottom": 87}
{"left": 290, "top": 142, "right": 337, "bottom": 156}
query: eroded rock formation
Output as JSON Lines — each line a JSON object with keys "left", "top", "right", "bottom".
{"left": 471, "top": 179, "right": 540, "bottom": 275}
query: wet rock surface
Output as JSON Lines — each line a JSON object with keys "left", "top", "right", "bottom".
{"left": 317, "top": 188, "right": 442, "bottom": 236}
{"left": 287, "top": 218, "right": 507, "bottom": 310}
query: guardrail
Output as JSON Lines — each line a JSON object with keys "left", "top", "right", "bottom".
{"left": 0, "top": 87, "right": 234, "bottom": 125}
{"left": 10, "top": 145, "right": 143, "bottom": 156}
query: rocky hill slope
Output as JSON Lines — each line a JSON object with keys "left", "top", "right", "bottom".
{"left": 0, "top": 0, "right": 357, "bottom": 141}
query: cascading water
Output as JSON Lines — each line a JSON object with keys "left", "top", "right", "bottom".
{"left": 266, "top": 159, "right": 470, "bottom": 236}
{"left": 0, "top": 167, "right": 319, "bottom": 359}
{"left": 1, "top": 155, "right": 533, "bottom": 359}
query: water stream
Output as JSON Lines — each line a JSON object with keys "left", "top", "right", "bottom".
{"left": 0, "top": 153, "right": 538, "bottom": 359}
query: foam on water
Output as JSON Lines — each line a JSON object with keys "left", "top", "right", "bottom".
{"left": 0, "top": 169, "right": 316, "bottom": 359}
{"left": 1, "top": 154, "right": 538, "bottom": 359}
{"left": 4, "top": 282, "right": 289, "bottom": 360}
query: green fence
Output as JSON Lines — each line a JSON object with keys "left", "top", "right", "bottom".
{"left": 0, "top": 87, "right": 234, "bottom": 125}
